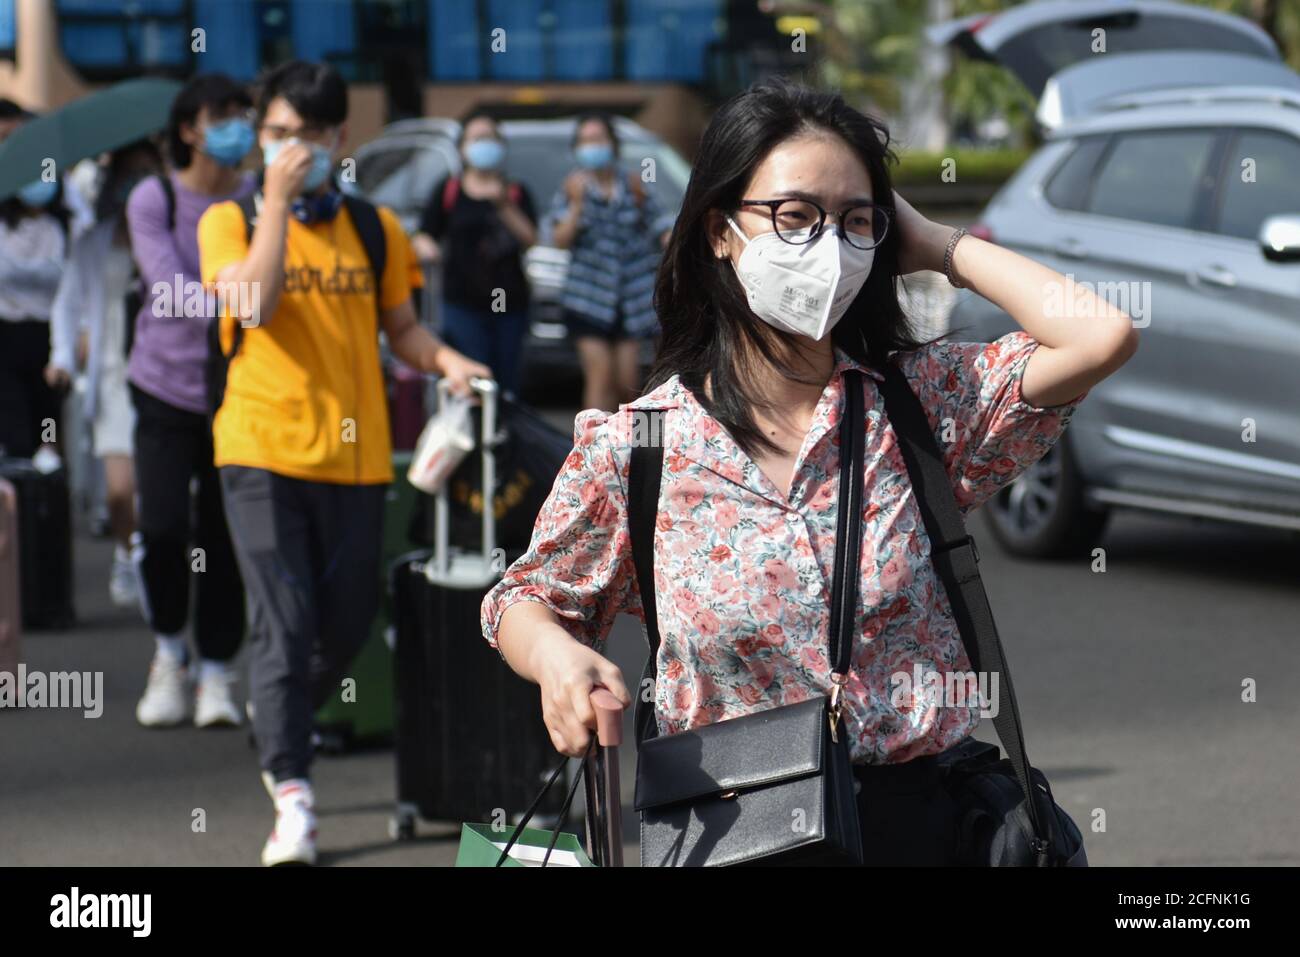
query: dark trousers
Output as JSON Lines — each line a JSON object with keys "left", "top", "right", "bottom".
{"left": 440, "top": 299, "right": 528, "bottom": 395}
{"left": 0, "top": 319, "right": 63, "bottom": 459}
{"left": 853, "top": 752, "right": 960, "bottom": 865}
{"left": 219, "top": 465, "right": 385, "bottom": 782}
{"left": 131, "top": 384, "right": 244, "bottom": 659}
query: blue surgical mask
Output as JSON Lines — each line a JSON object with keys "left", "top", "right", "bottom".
{"left": 574, "top": 143, "right": 614, "bottom": 170}
{"left": 203, "top": 118, "right": 255, "bottom": 167}
{"left": 262, "top": 138, "right": 336, "bottom": 193}
{"left": 464, "top": 138, "right": 505, "bottom": 171}
{"left": 17, "top": 178, "right": 58, "bottom": 208}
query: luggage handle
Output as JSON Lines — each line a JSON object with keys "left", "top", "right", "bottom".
{"left": 428, "top": 375, "right": 498, "bottom": 588}
{"left": 590, "top": 688, "right": 624, "bottom": 747}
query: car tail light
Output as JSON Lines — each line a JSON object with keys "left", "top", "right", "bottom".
{"left": 968, "top": 222, "right": 995, "bottom": 243}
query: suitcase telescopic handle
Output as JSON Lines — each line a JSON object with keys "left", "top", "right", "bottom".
{"left": 431, "top": 375, "right": 498, "bottom": 585}
{"left": 590, "top": 688, "right": 624, "bottom": 747}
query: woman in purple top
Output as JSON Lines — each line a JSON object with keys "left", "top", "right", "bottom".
{"left": 125, "top": 75, "right": 256, "bottom": 730}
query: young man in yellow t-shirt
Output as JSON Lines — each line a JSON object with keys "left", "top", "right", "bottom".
{"left": 198, "top": 61, "right": 489, "bottom": 866}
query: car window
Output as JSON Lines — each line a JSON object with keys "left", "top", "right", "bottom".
{"left": 356, "top": 142, "right": 454, "bottom": 218}
{"left": 1087, "top": 130, "right": 1217, "bottom": 229}
{"left": 1043, "top": 136, "right": 1109, "bottom": 212}
{"left": 355, "top": 145, "right": 420, "bottom": 197}
{"left": 501, "top": 135, "right": 688, "bottom": 212}
{"left": 1216, "top": 130, "right": 1300, "bottom": 241}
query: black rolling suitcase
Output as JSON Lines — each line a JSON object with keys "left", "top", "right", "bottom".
{"left": 390, "top": 377, "right": 562, "bottom": 840}
{"left": 0, "top": 458, "right": 74, "bottom": 629}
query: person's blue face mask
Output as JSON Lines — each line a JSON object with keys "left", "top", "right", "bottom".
{"left": 263, "top": 137, "right": 335, "bottom": 193}
{"left": 574, "top": 143, "right": 614, "bottom": 170}
{"left": 203, "top": 118, "right": 255, "bottom": 168}
{"left": 463, "top": 138, "right": 505, "bottom": 171}
{"left": 17, "top": 178, "right": 58, "bottom": 208}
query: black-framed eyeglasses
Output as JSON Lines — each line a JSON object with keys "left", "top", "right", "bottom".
{"left": 737, "top": 198, "right": 893, "bottom": 250}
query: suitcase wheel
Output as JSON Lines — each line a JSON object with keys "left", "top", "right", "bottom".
{"left": 390, "top": 807, "right": 418, "bottom": 842}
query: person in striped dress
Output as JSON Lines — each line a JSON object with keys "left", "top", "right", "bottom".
{"left": 545, "top": 113, "right": 674, "bottom": 412}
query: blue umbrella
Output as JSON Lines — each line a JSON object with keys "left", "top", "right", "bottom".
{"left": 0, "top": 77, "right": 182, "bottom": 202}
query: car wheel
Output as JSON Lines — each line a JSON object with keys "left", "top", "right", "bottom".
{"left": 982, "top": 434, "right": 1109, "bottom": 558}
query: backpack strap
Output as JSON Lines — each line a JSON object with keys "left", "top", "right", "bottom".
{"left": 157, "top": 173, "right": 177, "bottom": 232}
{"left": 341, "top": 193, "right": 388, "bottom": 301}
{"left": 626, "top": 170, "right": 646, "bottom": 208}
{"left": 204, "top": 193, "right": 259, "bottom": 418}
{"left": 441, "top": 176, "right": 460, "bottom": 214}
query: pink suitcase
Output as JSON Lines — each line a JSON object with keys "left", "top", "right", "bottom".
{"left": 0, "top": 478, "right": 20, "bottom": 680}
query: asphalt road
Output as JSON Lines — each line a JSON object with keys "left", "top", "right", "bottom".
{"left": 2, "top": 469, "right": 1295, "bottom": 867}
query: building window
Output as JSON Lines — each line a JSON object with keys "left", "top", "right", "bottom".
{"left": 57, "top": 0, "right": 192, "bottom": 79}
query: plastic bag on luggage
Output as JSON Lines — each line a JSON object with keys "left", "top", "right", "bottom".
{"left": 407, "top": 392, "right": 475, "bottom": 494}
{"left": 441, "top": 395, "right": 573, "bottom": 552}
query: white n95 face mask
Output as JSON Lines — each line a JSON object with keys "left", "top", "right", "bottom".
{"left": 726, "top": 215, "right": 875, "bottom": 340}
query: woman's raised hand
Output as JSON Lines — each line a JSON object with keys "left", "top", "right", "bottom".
{"left": 890, "top": 189, "right": 957, "bottom": 276}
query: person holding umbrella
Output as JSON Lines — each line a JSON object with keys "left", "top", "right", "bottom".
{"left": 0, "top": 80, "right": 184, "bottom": 469}
{"left": 0, "top": 100, "right": 72, "bottom": 469}
{"left": 124, "top": 74, "right": 257, "bottom": 729}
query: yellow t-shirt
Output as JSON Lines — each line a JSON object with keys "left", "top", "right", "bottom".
{"left": 198, "top": 199, "right": 414, "bottom": 485}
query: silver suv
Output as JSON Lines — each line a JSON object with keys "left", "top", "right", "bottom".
{"left": 933, "top": 0, "right": 1300, "bottom": 556}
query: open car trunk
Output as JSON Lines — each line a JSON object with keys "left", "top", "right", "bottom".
{"left": 927, "top": 0, "right": 1286, "bottom": 128}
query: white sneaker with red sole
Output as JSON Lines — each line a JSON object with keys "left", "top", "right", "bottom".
{"left": 262, "top": 779, "right": 318, "bottom": 866}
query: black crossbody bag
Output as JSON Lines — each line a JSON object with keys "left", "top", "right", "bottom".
{"left": 626, "top": 370, "right": 869, "bottom": 866}
{"left": 875, "top": 364, "right": 1086, "bottom": 867}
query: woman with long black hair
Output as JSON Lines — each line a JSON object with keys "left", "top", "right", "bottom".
{"left": 481, "top": 80, "right": 1136, "bottom": 864}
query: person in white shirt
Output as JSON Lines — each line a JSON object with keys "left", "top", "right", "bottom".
{"left": 50, "top": 140, "right": 164, "bottom": 607}
{"left": 0, "top": 101, "right": 72, "bottom": 467}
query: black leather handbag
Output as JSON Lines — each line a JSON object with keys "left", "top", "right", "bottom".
{"left": 625, "top": 370, "right": 870, "bottom": 867}
{"left": 877, "top": 363, "right": 1087, "bottom": 867}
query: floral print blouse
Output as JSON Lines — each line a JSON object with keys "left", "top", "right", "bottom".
{"left": 481, "top": 331, "right": 1085, "bottom": 764}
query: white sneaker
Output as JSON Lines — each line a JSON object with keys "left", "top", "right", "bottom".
{"left": 194, "top": 667, "right": 242, "bottom": 728}
{"left": 109, "top": 546, "right": 140, "bottom": 608}
{"left": 135, "top": 655, "right": 191, "bottom": 727}
{"left": 262, "top": 780, "right": 318, "bottom": 866}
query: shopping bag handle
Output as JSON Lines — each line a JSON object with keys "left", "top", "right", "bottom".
{"left": 493, "top": 689, "right": 621, "bottom": 867}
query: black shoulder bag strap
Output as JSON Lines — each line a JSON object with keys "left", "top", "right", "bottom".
{"left": 157, "top": 173, "right": 177, "bottom": 232}
{"left": 627, "top": 371, "right": 866, "bottom": 748}
{"left": 876, "top": 362, "right": 1050, "bottom": 848}
{"left": 628, "top": 410, "right": 666, "bottom": 747}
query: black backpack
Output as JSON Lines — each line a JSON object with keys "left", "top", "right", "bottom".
{"left": 171, "top": 180, "right": 388, "bottom": 420}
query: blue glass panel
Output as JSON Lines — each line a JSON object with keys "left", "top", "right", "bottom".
{"left": 552, "top": 0, "right": 612, "bottom": 81}
{"left": 428, "top": 0, "right": 479, "bottom": 81}
{"left": 193, "top": 0, "right": 260, "bottom": 79}
{"left": 291, "top": 0, "right": 355, "bottom": 62}
{"left": 61, "top": 23, "right": 128, "bottom": 67}
{"left": 485, "top": 0, "right": 543, "bottom": 80}
{"left": 626, "top": 0, "right": 720, "bottom": 82}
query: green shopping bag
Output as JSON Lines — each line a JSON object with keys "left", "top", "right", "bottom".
{"left": 456, "top": 688, "right": 625, "bottom": 867}
{"left": 455, "top": 823, "right": 594, "bottom": 867}
{"left": 457, "top": 728, "right": 610, "bottom": 866}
